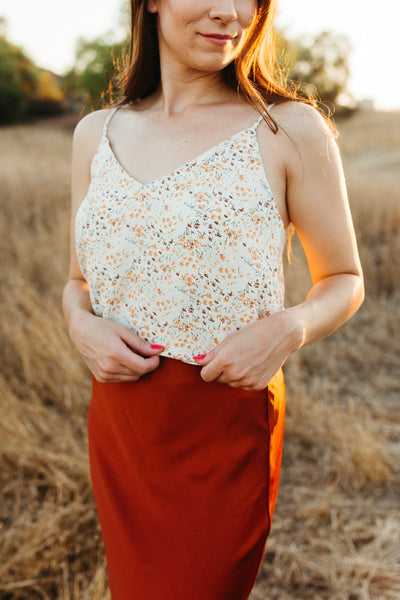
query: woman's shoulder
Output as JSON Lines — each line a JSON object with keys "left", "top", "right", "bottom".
{"left": 72, "top": 107, "right": 114, "bottom": 147}
{"left": 71, "top": 106, "right": 117, "bottom": 167}
{"left": 266, "top": 101, "right": 338, "bottom": 174}
{"left": 271, "top": 100, "right": 335, "bottom": 144}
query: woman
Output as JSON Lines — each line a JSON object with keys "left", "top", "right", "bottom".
{"left": 62, "top": 1, "right": 364, "bottom": 598}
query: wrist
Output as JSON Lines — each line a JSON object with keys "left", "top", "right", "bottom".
{"left": 283, "top": 303, "right": 310, "bottom": 352}
{"left": 68, "top": 307, "right": 95, "bottom": 342}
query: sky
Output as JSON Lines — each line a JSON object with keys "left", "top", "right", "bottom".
{"left": 0, "top": 0, "right": 399, "bottom": 109}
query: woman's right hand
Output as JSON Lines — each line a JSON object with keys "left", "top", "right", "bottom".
{"left": 69, "top": 309, "right": 164, "bottom": 383}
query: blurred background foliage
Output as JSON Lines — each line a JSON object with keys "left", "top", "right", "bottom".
{"left": 276, "top": 29, "right": 352, "bottom": 105}
{"left": 0, "top": 9, "right": 353, "bottom": 124}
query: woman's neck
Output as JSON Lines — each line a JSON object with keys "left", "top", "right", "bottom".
{"left": 148, "top": 71, "right": 238, "bottom": 119}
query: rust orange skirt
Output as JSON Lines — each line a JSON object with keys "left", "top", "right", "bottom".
{"left": 87, "top": 357, "right": 285, "bottom": 600}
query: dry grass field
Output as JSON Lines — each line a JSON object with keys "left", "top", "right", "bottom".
{"left": 0, "top": 107, "right": 399, "bottom": 599}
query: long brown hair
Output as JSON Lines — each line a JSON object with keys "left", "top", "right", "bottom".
{"left": 113, "top": 0, "right": 330, "bottom": 134}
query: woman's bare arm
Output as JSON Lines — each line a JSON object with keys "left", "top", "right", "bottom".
{"left": 195, "top": 102, "right": 364, "bottom": 389}
{"left": 280, "top": 102, "right": 364, "bottom": 346}
{"left": 62, "top": 111, "right": 164, "bottom": 383}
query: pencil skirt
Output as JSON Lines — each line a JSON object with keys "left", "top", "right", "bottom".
{"left": 87, "top": 357, "right": 285, "bottom": 600}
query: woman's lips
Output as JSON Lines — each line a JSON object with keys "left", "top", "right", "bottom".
{"left": 200, "top": 34, "right": 234, "bottom": 46}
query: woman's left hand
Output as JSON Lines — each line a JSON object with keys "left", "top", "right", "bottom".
{"left": 193, "top": 309, "right": 303, "bottom": 390}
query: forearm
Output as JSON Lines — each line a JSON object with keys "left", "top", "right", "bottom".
{"left": 285, "top": 272, "right": 365, "bottom": 351}
{"left": 62, "top": 278, "right": 94, "bottom": 333}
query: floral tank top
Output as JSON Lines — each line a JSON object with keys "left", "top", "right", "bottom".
{"left": 75, "top": 105, "right": 286, "bottom": 365}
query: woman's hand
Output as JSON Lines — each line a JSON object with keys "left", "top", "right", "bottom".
{"left": 193, "top": 309, "right": 304, "bottom": 390}
{"left": 69, "top": 308, "right": 164, "bottom": 383}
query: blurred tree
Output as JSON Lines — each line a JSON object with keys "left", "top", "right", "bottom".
{"left": 68, "top": 34, "right": 128, "bottom": 110}
{"left": 34, "top": 70, "right": 64, "bottom": 102}
{"left": 0, "top": 23, "right": 65, "bottom": 124}
{"left": 0, "top": 34, "right": 38, "bottom": 124}
{"left": 277, "top": 30, "right": 352, "bottom": 105}
{"left": 0, "top": 15, "right": 7, "bottom": 37}
{"left": 28, "top": 69, "right": 65, "bottom": 116}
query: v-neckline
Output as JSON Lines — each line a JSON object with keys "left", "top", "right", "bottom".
{"left": 102, "top": 109, "right": 264, "bottom": 189}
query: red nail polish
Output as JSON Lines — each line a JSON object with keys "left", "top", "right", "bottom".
{"left": 193, "top": 354, "right": 206, "bottom": 360}
{"left": 151, "top": 344, "right": 165, "bottom": 349}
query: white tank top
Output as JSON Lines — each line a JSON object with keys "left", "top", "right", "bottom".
{"left": 75, "top": 105, "right": 286, "bottom": 365}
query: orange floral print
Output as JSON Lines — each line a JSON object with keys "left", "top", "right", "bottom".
{"left": 75, "top": 106, "right": 286, "bottom": 364}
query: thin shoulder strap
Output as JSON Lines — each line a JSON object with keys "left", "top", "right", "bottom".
{"left": 102, "top": 106, "right": 119, "bottom": 139}
{"left": 253, "top": 103, "right": 276, "bottom": 130}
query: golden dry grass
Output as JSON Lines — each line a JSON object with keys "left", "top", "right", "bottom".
{"left": 0, "top": 108, "right": 399, "bottom": 599}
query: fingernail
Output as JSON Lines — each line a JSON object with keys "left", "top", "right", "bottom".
{"left": 151, "top": 344, "right": 165, "bottom": 349}
{"left": 193, "top": 354, "right": 206, "bottom": 360}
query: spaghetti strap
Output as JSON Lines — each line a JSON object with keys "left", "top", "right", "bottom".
{"left": 253, "top": 113, "right": 265, "bottom": 129}
{"left": 253, "top": 103, "right": 276, "bottom": 130}
{"left": 102, "top": 106, "right": 119, "bottom": 139}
